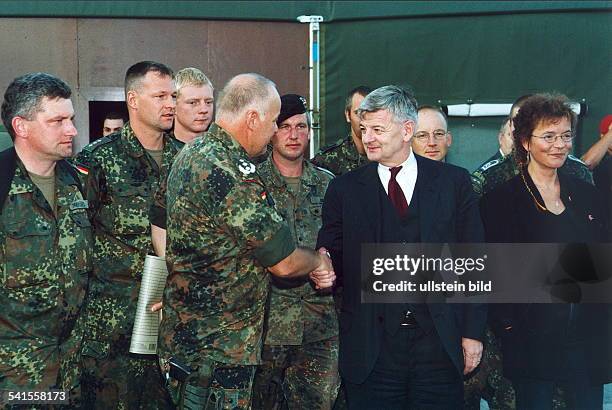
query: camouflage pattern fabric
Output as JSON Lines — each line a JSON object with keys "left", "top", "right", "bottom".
{"left": 257, "top": 157, "right": 337, "bottom": 346}
{"left": 149, "top": 133, "right": 186, "bottom": 229}
{"left": 75, "top": 123, "right": 180, "bottom": 409}
{"left": 0, "top": 158, "right": 91, "bottom": 404}
{"left": 464, "top": 328, "right": 515, "bottom": 410}
{"left": 251, "top": 157, "right": 339, "bottom": 409}
{"left": 166, "top": 362, "right": 256, "bottom": 410}
{"left": 311, "top": 136, "right": 368, "bottom": 176}
{"left": 159, "top": 123, "right": 295, "bottom": 405}
{"left": 80, "top": 353, "right": 170, "bottom": 410}
{"left": 252, "top": 338, "right": 339, "bottom": 410}
{"left": 472, "top": 151, "right": 593, "bottom": 197}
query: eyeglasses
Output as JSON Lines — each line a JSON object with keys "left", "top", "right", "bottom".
{"left": 277, "top": 123, "right": 309, "bottom": 135}
{"left": 531, "top": 132, "right": 573, "bottom": 144}
{"left": 414, "top": 130, "right": 448, "bottom": 142}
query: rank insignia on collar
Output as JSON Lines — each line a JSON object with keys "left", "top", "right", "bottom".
{"left": 238, "top": 159, "right": 256, "bottom": 175}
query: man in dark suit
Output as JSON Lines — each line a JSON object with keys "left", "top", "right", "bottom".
{"left": 317, "top": 85, "right": 487, "bottom": 409}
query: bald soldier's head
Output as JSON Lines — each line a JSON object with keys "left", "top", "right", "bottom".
{"left": 215, "top": 73, "right": 281, "bottom": 157}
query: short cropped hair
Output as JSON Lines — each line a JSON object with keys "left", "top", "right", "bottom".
{"left": 358, "top": 85, "right": 418, "bottom": 123}
{"left": 513, "top": 93, "right": 576, "bottom": 165}
{"left": 124, "top": 61, "right": 174, "bottom": 96}
{"left": 216, "top": 73, "right": 276, "bottom": 117}
{"left": 104, "top": 111, "right": 125, "bottom": 122}
{"left": 175, "top": 67, "right": 214, "bottom": 98}
{"left": 345, "top": 86, "right": 372, "bottom": 112}
{"left": 1, "top": 72, "right": 72, "bottom": 140}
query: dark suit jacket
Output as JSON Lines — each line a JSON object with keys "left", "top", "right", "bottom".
{"left": 317, "top": 154, "right": 487, "bottom": 384}
{"left": 480, "top": 172, "right": 611, "bottom": 383}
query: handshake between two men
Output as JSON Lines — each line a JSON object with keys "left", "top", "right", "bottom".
{"left": 151, "top": 246, "right": 335, "bottom": 314}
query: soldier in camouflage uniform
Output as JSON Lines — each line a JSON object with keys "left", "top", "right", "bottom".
{"left": 159, "top": 74, "right": 335, "bottom": 410}
{"left": 0, "top": 73, "right": 91, "bottom": 406}
{"left": 150, "top": 67, "right": 214, "bottom": 256}
{"left": 311, "top": 86, "right": 371, "bottom": 176}
{"left": 75, "top": 61, "right": 179, "bottom": 409}
{"left": 251, "top": 95, "right": 339, "bottom": 410}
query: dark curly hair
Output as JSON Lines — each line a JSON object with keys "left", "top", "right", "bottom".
{"left": 513, "top": 93, "right": 576, "bottom": 166}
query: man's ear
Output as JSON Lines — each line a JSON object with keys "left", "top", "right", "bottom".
{"left": 246, "top": 109, "right": 259, "bottom": 131}
{"left": 345, "top": 109, "right": 351, "bottom": 123}
{"left": 11, "top": 116, "right": 27, "bottom": 139}
{"left": 446, "top": 131, "right": 453, "bottom": 147}
{"left": 402, "top": 120, "right": 415, "bottom": 142}
{"left": 126, "top": 90, "right": 138, "bottom": 110}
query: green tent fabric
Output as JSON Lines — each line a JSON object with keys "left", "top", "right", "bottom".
{"left": 0, "top": 1, "right": 606, "bottom": 21}
{"left": 0, "top": 131, "right": 13, "bottom": 151}
{"left": 320, "top": 8, "right": 611, "bottom": 169}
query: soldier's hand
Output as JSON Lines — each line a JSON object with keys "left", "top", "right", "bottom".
{"left": 310, "top": 248, "right": 336, "bottom": 289}
{"left": 151, "top": 301, "right": 163, "bottom": 322}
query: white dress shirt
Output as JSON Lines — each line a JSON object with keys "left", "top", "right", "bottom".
{"left": 377, "top": 150, "right": 418, "bottom": 205}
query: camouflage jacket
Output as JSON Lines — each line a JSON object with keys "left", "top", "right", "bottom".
{"left": 472, "top": 151, "right": 593, "bottom": 197}
{"left": 150, "top": 132, "right": 186, "bottom": 229}
{"left": 0, "top": 157, "right": 91, "bottom": 391}
{"left": 258, "top": 156, "right": 338, "bottom": 345}
{"left": 311, "top": 135, "right": 369, "bottom": 176}
{"left": 74, "top": 123, "right": 181, "bottom": 353}
{"left": 159, "top": 123, "right": 295, "bottom": 367}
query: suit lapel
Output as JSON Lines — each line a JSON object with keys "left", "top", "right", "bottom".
{"left": 357, "top": 162, "right": 383, "bottom": 241}
{"left": 415, "top": 155, "right": 442, "bottom": 242}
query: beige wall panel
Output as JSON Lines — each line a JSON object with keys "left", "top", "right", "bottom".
{"left": 207, "top": 21, "right": 309, "bottom": 96}
{"left": 77, "top": 18, "right": 308, "bottom": 94}
{"left": 0, "top": 18, "right": 309, "bottom": 148}
{"left": 0, "top": 18, "right": 78, "bottom": 94}
{"left": 77, "top": 18, "right": 211, "bottom": 88}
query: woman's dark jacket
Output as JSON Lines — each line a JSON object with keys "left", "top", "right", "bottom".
{"left": 480, "top": 170, "right": 611, "bottom": 383}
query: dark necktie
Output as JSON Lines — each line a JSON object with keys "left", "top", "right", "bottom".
{"left": 388, "top": 166, "right": 408, "bottom": 218}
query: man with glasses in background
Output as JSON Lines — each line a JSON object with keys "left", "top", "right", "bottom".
{"left": 411, "top": 105, "right": 452, "bottom": 162}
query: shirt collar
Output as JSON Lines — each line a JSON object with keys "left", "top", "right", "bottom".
{"left": 377, "top": 149, "right": 416, "bottom": 176}
{"left": 121, "top": 122, "right": 175, "bottom": 158}
{"left": 261, "top": 154, "right": 317, "bottom": 189}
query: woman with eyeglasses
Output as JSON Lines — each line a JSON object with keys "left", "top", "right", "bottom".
{"left": 479, "top": 93, "right": 611, "bottom": 409}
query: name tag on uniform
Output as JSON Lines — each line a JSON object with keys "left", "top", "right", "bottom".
{"left": 69, "top": 199, "right": 89, "bottom": 210}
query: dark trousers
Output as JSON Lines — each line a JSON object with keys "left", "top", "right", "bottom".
{"left": 514, "top": 379, "right": 602, "bottom": 410}
{"left": 344, "top": 326, "right": 463, "bottom": 410}
{"left": 513, "top": 340, "right": 603, "bottom": 410}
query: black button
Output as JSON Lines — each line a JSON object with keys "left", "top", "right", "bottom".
{"left": 378, "top": 316, "right": 384, "bottom": 323}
